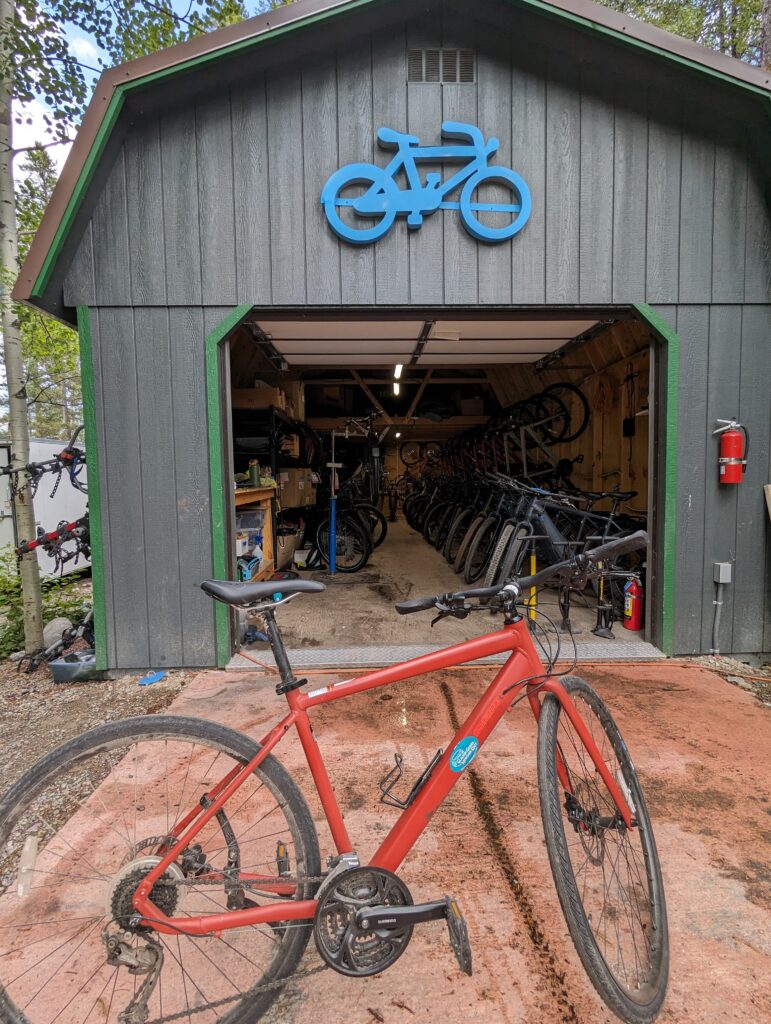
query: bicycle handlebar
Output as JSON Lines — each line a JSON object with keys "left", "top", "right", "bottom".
{"left": 394, "top": 531, "right": 649, "bottom": 616}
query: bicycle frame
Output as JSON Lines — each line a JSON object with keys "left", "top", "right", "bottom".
{"left": 133, "top": 616, "right": 634, "bottom": 936}
{"left": 380, "top": 140, "right": 494, "bottom": 212}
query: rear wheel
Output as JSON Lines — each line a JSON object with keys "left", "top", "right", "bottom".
{"left": 0, "top": 716, "right": 321, "bottom": 1024}
{"left": 316, "top": 513, "right": 371, "bottom": 572}
{"left": 537, "top": 677, "right": 668, "bottom": 1024}
{"left": 463, "top": 516, "right": 499, "bottom": 584}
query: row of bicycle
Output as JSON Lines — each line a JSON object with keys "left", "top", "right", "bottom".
{"left": 402, "top": 472, "right": 645, "bottom": 615}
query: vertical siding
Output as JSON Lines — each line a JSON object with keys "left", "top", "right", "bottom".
{"left": 60, "top": 0, "right": 771, "bottom": 664}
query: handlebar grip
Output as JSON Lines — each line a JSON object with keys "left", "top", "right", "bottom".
{"left": 585, "top": 530, "right": 650, "bottom": 564}
{"left": 395, "top": 594, "right": 438, "bottom": 615}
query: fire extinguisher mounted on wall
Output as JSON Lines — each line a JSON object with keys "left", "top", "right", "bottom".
{"left": 712, "top": 418, "right": 749, "bottom": 485}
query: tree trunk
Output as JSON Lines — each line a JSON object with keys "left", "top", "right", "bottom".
{"left": 762, "top": 0, "right": 771, "bottom": 71}
{"left": 0, "top": 0, "right": 44, "bottom": 652}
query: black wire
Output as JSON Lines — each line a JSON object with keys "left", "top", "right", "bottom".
{"left": 501, "top": 603, "right": 579, "bottom": 708}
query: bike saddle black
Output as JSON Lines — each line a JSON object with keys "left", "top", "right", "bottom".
{"left": 201, "top": 579, "right": 326, "bottom": 607}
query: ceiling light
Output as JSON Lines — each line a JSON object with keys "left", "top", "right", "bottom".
{"left": 395, "top": 431, "right": 402, "bottom": 438}
{"left": 393, "top": 382, "right": 400, "bottom": 396}
{"left": 394, "top": 364, "right": 403, "bottom": 379}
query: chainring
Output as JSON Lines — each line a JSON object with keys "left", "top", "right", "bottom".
{"left": 313, "top": 866, "right": 413, "bottom": 977}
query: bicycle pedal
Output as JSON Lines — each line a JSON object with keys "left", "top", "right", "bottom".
{"left": 444, "top": 897, "right": 472, "bottom": 976}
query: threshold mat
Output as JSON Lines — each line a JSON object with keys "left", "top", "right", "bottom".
{"left": 229, "top": 639, "right": 665, "bottom": 671}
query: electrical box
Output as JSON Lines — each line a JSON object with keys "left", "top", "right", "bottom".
{"left": 713, "top": 562, "right": 732, "bottom": 584}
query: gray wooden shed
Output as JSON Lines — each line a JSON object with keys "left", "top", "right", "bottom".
{"left": 15, "top": 0, "right": 771, "bottom": 670}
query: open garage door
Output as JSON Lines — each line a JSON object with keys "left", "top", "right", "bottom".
{"left": 222, "top": 307, "right": 666, "bottom": 669}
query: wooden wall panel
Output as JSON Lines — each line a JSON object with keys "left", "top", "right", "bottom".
{"left": 545, "top": 55, "right": 580, "bottom": 304}
{"left": 196, "top": 93, "right": 237, "bottom": 306}
{"left": 125, "top": 119, "right": 166, "bottom": 305}
{"left": 302, "top": 58, "right": 342, "bottom": 305}
{"left": 266, "top": 70, "right": 306, "bottom": 304}
{"left": 732, "top": 305, "right": 771, "bottom": 652}
{"left": 578, "top": 66, "right": 614, "bottom": 304}
{"left": 91, "top": 148, "right": 131, "bottom": 306}
{"left": 92, "top": 307, "right": 150, "bottom": 668}
{"left": 160, "top": 105, "right": 202, "bottom": 306}
{"left": 231, "top": 75, "right": 272, "bottom": 304}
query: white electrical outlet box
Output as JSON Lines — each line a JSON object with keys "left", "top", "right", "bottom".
{"left": 713, "top": 562, "right": 732, "bottom": 584}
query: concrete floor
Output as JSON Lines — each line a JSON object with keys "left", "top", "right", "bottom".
{"left": 249, "top": 518, "right": 639, "bottom": 651}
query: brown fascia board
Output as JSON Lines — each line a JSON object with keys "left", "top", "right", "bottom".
{"left": 13, "top": 0, "right": 771, "bottom": 308}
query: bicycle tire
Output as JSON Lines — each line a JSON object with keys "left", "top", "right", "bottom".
{"left": 494, "top": 523, "right": 531, "bottom": 585}
{"left": 542, "top": 382, "right": 590, "bottom": 444}
{"left": 422, "top": 501, "right": 447, "bottom": 546}
{"left": 0, "top": 715, "right": 321, "bottom": 1024}
{"left": 350, "top": 502, "right": 388, "bottom": 548}
{"left": 432, "top": 504, "right": 459, "bottom": 551}
{"left": 316, "top": 513, "right": 371, "bottom": 573}
{"left": 443, "top": 508, "right": 473, "bottom": 563}
{"left": 483, "top": 520, "right": 516, "bottom": 588}
{"left": 453, "top": 513, "right": 485, "bottom": 574}
{"left": 537, "top": 678, "right": 668, "bottom": 1024}
{"left": 400, "top": 441, "right": 421, "bottom": 466}
{"left": 463, "top": 515, "right": 499, "bottom": 584}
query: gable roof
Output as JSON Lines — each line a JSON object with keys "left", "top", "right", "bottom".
{"left": 14, "top": 0, "right": 771, "bottom": 314}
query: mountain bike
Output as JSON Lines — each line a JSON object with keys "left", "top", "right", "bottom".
{"left": 0, "top": 532, "right": 667, "bottom": 1024}
{"left": 321, "top": 121, "right": 531, "bottom": 245}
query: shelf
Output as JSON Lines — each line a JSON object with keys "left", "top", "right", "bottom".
{"left": 235, "top": 486, "right": 276, "bottom": 507}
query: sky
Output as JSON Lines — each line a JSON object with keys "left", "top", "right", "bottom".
{"left": 14, "top": 4, "right": 263, "bottom": 176}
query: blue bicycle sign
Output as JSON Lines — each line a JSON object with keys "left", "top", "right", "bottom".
{"left": 320, "top": 120, "right": 531, "bottom": 245}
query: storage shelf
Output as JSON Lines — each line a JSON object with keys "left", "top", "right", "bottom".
{"left": 234, "top": 486, "right": 276, "bottom": 507}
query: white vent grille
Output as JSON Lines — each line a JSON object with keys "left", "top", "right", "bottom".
{"left": 407, "top": 47, "right": 475, "bottom": 83}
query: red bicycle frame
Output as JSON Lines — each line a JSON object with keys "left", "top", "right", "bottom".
{"left": 133, "top": 616, "right": 633, "bottom": 936}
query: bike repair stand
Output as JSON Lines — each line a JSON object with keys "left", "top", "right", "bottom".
{"left": 327, "top": 431, "right": 344, "bottom": 575}
{"left": 592, "top": 561, "right": 615, "bottom": 639}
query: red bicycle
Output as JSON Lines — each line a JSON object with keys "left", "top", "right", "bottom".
{"left": 0, "top": 531, "right": 667, "bottom": 1024}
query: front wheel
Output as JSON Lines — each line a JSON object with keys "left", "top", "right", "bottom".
{"left": 459, "top": 166, "right": 531, "bottom": 242}
{"left": 537, "top": 677, "right": 668, "bottom": 1023}
{"left": 0, "top": 716, "right": 321, "bottom": 1024}
{"left": 316, "top": 512, "right": 371, "bottom": 572}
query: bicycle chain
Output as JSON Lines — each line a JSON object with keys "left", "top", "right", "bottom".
{"left": 140, "top": 872, "right": 330, "bottom": 1023}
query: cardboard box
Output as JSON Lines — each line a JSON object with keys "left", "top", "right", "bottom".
{"left": 232, "top": 387, "right": 286, "bottom": 411}
{"left": 279, "top": 468, "right": 317, "bottom": 508}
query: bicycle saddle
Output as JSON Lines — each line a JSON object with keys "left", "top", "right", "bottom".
{"left": 201, "top": 579, "right": 326, "bottom": 607}
{"left": 378, "top": 127, "right": 419, "bottom": 146}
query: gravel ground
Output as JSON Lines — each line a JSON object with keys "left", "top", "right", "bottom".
{"left": 0, "top": 659, "right": 189, "bottom": 795}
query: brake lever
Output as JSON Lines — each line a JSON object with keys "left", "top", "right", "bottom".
{"left": 430, "top": 599, "right": 471, "bottom": 627}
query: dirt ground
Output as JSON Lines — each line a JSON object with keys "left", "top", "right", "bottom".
{"left": 0, "top": 656, "right": 769, "bottom": 1023}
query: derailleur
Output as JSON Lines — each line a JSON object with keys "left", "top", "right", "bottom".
{"left": 313, "top": 865, "right": 472, "bottom": 978}
{"left": 102, "top": 929, "right": 164, "bottom": 1024}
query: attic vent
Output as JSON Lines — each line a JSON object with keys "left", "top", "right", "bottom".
{"left": 407, "top": 47, "right": 475, "bottom": 83}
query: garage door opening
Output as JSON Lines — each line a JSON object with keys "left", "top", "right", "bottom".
{"left": 218, "top": 307, "right": 668, "bottom": 668}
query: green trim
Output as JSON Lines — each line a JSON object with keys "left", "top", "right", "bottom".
{"left": 32, "top": 0, "right": 770, "bottom": 304}
{"left": 205, "top": 305, "right": 252, "bottom": 668}
{"left": 76, "top": 306, "right": 108, "bottom": 671}
{"left": 633, "top": 303, "right": 680, "bottom": 657}
{"left": 508, "top": 0, "right": 771, "bottom": 100}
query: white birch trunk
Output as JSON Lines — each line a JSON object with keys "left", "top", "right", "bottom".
{"left": 0, "top": 0, "right": 44, "bottom": 652}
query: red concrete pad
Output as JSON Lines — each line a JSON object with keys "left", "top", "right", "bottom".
{"left": 174, "top": 661, "right": 771, "bottom": 1024}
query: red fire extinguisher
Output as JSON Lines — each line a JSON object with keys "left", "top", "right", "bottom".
{"left": 713, "top": 418, "right": 749, "bottom": 485}
{"left": 623, "top": 576, "right": 643, "bottom": 631}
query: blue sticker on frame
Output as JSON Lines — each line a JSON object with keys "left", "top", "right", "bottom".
{"left": 320, "top": 120, "right": 531, "bottom": 246}
{"left": 450, "top": 736, "right": 480, "bottom": 772}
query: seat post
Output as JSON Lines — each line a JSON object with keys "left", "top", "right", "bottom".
{"left": 261, "top": 609, "right": 305, "bottom": 695}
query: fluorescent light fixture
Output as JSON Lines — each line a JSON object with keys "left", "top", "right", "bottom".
{"left": 393, "top": 382, "right": 400, "bottom": 396}
{"left": 395, "top": 431, "right": 402, "bottom": 438}
{"left": 394, "top": 363, "right": 403, "bottom": 379}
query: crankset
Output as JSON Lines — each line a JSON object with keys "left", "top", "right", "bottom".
{"left": 313, "top": 865, "right": 472, "bottom": 978}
